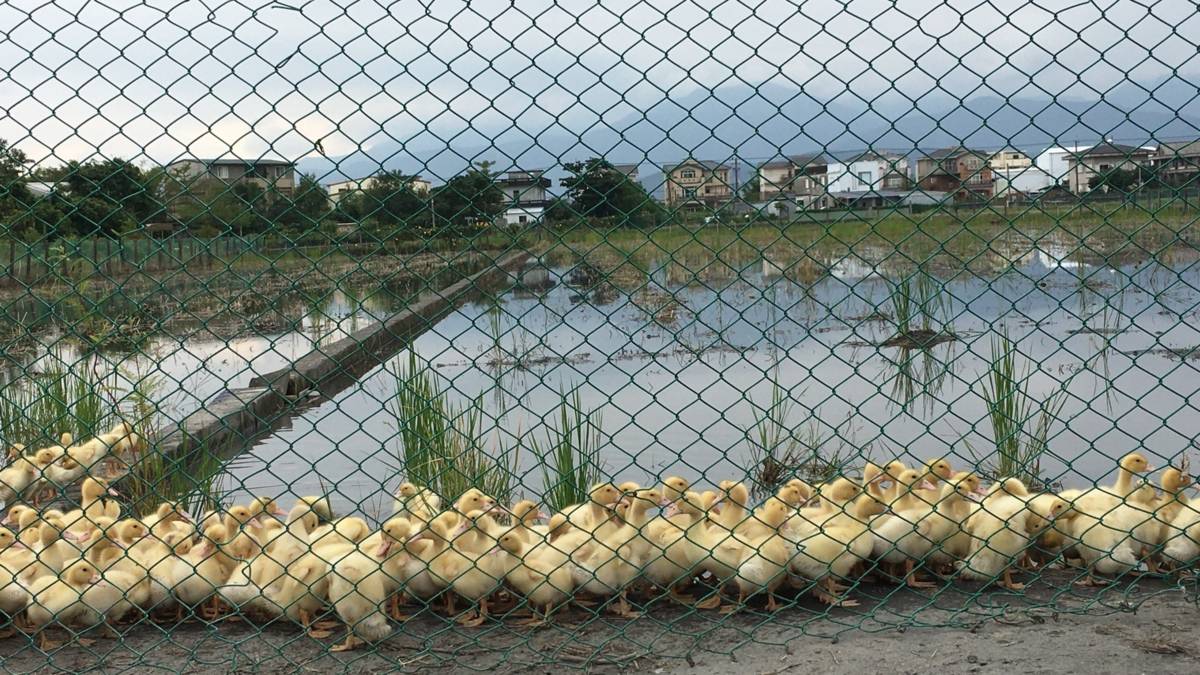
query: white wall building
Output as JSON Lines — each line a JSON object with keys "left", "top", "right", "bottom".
{"left": 825, "top": 152, "right": 909, "bottom": 194}
{"left": 1035, "top": 145, "right": 1091, "bottom": 187}
{"left": 993, "top": 166, "right": 1057, "bottom": 198}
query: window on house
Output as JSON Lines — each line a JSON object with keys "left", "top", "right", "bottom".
{"left": 683, "top": 187, "right": 697, "bottom": 198}
{"left": 680, "top": 170, "right": 696, "bottom": 179}
{"left": 857, "top": 171, "right": 870, "bottom": 185}
{"left": 512, "top": 189, "right": 521, "bottom": 201}
{"left": 518, "top": 215, "right": 528, "bottom": 224}
{"left": 1099, "top": 164, "right": 1112, "bottom": 171}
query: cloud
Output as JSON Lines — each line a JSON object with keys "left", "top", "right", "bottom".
{"left": 0, "top": 0, "right": 1195, "bottom": 166}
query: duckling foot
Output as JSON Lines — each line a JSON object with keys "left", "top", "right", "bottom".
{"left": 1000, "top": 569, "right": 1025, "bottom": 591}
{"left": 313, "top": 620, "right": 341, "bottom": 630}
{"left": 1073, "top": 575, "right": 1109, "bottom": 587}
{"left": 814, "top": 589, "right": 859, "bottom": 608}
{"left": 694, "top": 593, "right": 723, "bottom": 610}
{"left": 516, "top": 614, "right": 546, "bottom": 628}
{"left": 37, "top": 632, "right": 62, "bottom": 652}
{"left": 458, "top": 613, "right": 486, "bottom": 628}
{"left": 330, "top": 635, "right": 363, "bottom": 652}
{"left": 0, "top": 628, "right": 13, "bottom": 639}
{"left": 306, "top": 628, "right": 335, "bottom": 639}
{"left": 76, "top": 638, "right": 97, "bottom": 647}
{"left": 668, "top": 587, "right": 694, "bottom": 605}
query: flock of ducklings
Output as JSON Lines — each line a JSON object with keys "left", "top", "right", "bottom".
{"left": 1, "top": 448, "right": 1198, "bottom": 652}
{"left": 0, "top": 423, "right": 144, "bottom": 507}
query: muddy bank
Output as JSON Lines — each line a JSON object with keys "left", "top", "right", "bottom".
{"left": 0, "top": 572, "right": 1194, "bottom": 673}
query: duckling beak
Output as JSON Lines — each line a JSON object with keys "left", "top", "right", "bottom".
{"left": 664, "top": 502, "right": 679, "bottom": 517}
{"left": 90, "top": 574, "right": 102, "bottom": 584}
{"left": 107, "top": 487, "right": 120, "bottom": 496}
{"left": 272, "top": 506, "right": 287, "bottom": 517}
{"left": 375, "top": 540, "right": 392, "bottom": 557}
{"left": 536, "top": 511, "right": 550, "bottom": 521}
{"left": 917, "top": 480, "right": 936, "bottom": 491}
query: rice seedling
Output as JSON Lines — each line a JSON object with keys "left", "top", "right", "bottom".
{"left": 881, "top": 270, "right": 955, "bottom": 349}
{"left": 743, "top": 379, "right": 851, "bottom": 498}
{"left": 388, "top": 351, "right": 519, "bottom": 504}
{"left": 533, "top": 390, "right": 605, "bottom": 512}
{"left": 979, "top": 331, "right": 1068, "bottom": 486}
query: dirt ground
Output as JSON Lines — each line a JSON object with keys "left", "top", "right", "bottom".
{"left": 2, "top": 572, "right": 1198, "bottom": 674}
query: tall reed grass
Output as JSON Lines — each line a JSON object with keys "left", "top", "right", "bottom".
{"left": 533, "top": 390, "right": 604, "bottom": 512}
{"left": 0, "top": 364, "right": 118, "bottom": 456}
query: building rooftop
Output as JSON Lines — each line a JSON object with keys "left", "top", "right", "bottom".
{"left": 1076, "top": 142, "right": 1155, "bottom": 158}
{"left": 171, "top": 156, "right": 295, "bottom": 166}
{"left": 662, "top": 159, "right": 731, "bottom": 172}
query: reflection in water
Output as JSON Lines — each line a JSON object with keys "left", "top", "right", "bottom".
{"left": 6, "top": 235, "right": 1200, "bottom": 518}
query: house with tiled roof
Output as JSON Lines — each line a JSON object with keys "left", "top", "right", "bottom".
{"left": 662, "top": 159, "right": 733, "bottom": 208}
{"left": 1066, "top": 142, "right": 1155, "bottom": 193}
{"left": 915, "top": 147, "right": 994, "bottom": 201}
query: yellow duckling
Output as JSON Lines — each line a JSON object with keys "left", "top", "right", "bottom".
{"left": 26, "top": 560, "right": 126, "bottom": 650}
{"left": 572, "top": 488, "right": 662, "bottom": 617}
{"left": 660, "top": 476, "right": 691, "bottom": 505}
{"left": 917, "top": 457, "right": 955, "bottom": 501}
{"left": 504, "top": 499, "right": 550, "bottom": 545}
{"left": 325, "top": 520, "right": 420, "bottom": 652}
{"left": 497, "top": 527, "right": 574, "bottom": 625}
{"left": 62, "top": 477, "right": 122, "bottom": 536}
{"left": 0, "top": 457, "right": 38, "bottom": 506}
{"left": 1059, "top": 453, "right": 1154, "bottom": 515}
{"left": 726, "top": 497, "right": 794, "bottom": 612}
{"left": 645, "top": 491, "right": 707, "bottom": 604}
{"left": 429, "top": 509, "right": 511, "bottom": 626}
{"left": 961, "top": 493, "right": 1070, "bottom": 590}
{"left": 0, "top": 529, "right": 31, "bottom": 626}
{"left": 175, "top": 524, "right": 236, "bottom": 620}
{"left": 561, "top": 483, "right": 623, "bottom": 534}
{"left": 790, "top": 479, "right": 884, "bottom": 607}
{"left": 392, "top": 482, "right": 441, "bottom": 522}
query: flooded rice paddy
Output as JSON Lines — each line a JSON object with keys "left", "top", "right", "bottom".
{"left": 5, "top": 226, "right": 1200, "bottom": 517}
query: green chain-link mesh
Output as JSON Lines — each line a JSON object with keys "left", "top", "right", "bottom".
{"left": 1, "top": 0, "right": 1200, "bottom": 670}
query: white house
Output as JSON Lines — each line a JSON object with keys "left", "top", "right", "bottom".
{"left": 825, "top": 152, "right": 909, "bottom": 194}
{"left": 993, "top": 166, "right": 1057, "bottom": 199}
{"left": 497, "top": 169, "right": 552, "bottom": 226}
{"left": 1034, "top": 145, "right": 1091, "bottom": 187}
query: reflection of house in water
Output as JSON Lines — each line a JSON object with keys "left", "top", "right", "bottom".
{"left": 513, "top": 266, "right": 557, "bottom": 298}
{"left": 761, "top": 257, "right": 828, "bottom": 285}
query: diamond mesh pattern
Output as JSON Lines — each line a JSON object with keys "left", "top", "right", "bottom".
{"left": 1, "top": 0, "right": 1200, "bottom": 670}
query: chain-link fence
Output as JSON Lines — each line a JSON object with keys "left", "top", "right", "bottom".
{"left": 2, "top": 0, "right": 1200, "bottom": 670}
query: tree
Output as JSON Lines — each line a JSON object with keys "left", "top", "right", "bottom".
{"left": 559, "top": 158, "right": 663, "bottom": 227}
{"left": 429, "top": 162, "right": 504, "bottom": 232}
{"left": 62, "top": 159, "right": 162, "bottom": 231}
{"left": 1, "top": 139, "right": 33, "bottom": 228}
{"left": 740, "top": 174, "right": 761, "bottom": 202}
{"left": 265, "top": 174, "right": 330, "bottom": 232}
{"left": 360, "top": 171, "right": 428, "bottom": 231}
{"left": 1088, "top": 167, "right": 1140, "bottom": 193}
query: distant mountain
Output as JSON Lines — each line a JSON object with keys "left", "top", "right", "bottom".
{"left": 298, "top": 74, "right": 1200, "bottom": 193}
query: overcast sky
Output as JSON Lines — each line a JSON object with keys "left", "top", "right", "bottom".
{"left": 1, "top": 0, "right": 1196, "bottom": 167}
